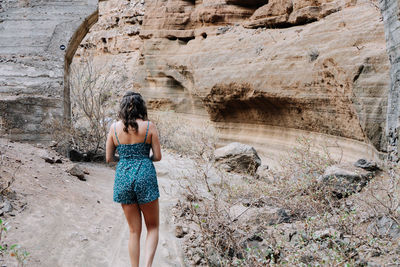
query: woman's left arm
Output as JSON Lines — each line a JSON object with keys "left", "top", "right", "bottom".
{"left": 106, "top": 124, "right": 116, "bottom": 163}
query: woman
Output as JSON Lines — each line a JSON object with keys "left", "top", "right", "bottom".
{"left": 105, "top": 91, "right": 162, "bottom": 267}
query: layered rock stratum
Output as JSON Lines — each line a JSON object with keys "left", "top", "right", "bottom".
{"left": 74, "top": 0, "right": 390, "bottom": 165}
{"left": 0, "top": 0, "right": 395, "bottom": 165}
{"left": 0, "top": 0, "right": 97, "bottom": 141}
{"left": 380, "top": 0, "right": 400, "bottom": 163}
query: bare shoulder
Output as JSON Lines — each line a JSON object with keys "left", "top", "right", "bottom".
{"left": 110, "top": 120, "right": 121, "bottom": 130}
{"left": 148, "top": 121, "right": 158, "bottom": 130}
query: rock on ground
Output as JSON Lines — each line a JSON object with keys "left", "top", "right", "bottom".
{"left": 354, "top": 158, "right": 381, "bottom": 172}
{"left": 67, "top": 164, "right": 86, "bottom": 181}
{"left": 214, "top": 142, "right": 261, "bottom": 175}
{"left": 367, "top": 216, "right": 400, "bottom": 240}
{"left": 318, "top": 163, "right": 375, "bottom": 198}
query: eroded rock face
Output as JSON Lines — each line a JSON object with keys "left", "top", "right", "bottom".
{"left": 379, "top": 0, "right": 400, "bottom": 163}
{"left": 0, "top": 0, "right": 98, "bottom": 141}
{"left": 74, "top": 0, "right": 390, "bottom": 161}
{"left": 244, "top": 0, "right": 342, "bottom": 28}
{"left": 226, "top": 0, "right": 268, "bottom": 7}
{"left": 203, "top": 82, "right": 365, "bottom": 141}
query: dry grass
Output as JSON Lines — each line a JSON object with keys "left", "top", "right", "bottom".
{"left": 175, "top": 164, "right": 273, "bottom": 266}
{"left": 266, "top": 136, "right": 340, "bottom": 219}
{"left": 152, "top": 111, "right": 218, "bottom": 159}
{"left": 172, "top": 129, "right": 400, "bottom": 266}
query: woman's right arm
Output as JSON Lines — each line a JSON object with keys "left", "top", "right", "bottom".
{"left": 150, "top": 122, "right": 162, "bottom": 162}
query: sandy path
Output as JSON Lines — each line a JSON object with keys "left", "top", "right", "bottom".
{"left": 1, "top": 140, "right": 189, "bottom": 267}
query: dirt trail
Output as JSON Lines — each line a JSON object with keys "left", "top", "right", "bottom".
{"left": 1, "top": 139, "right": 192, "bottom": 267}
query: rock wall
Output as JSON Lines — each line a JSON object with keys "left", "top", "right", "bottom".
{"left": 379, "top": 0, "right": 400, "bottom": 163}
{"left": 0, "top": 0, "right": 98, "bottom": 141}
{"left": 75, "top": 0, "right": 389, "bottom": 164}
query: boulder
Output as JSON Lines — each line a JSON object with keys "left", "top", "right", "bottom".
{"left": 354, "top": 158, "right": 381, "bottom": 172}
{"left": 367, "top": 216, "right": 400, "bottom": 240}
{"left": 318, "top": 163, "right": 374, "bottom": 198}
{"left": 68, "top": 149, "right": 84, "bottom": 162}
{"left": 1, "top": 199, "right": 13, "bottom": 213}
{"left": 67, "top": 164, "right": 86, "bottom": 181}
{"left": 214, "top": 142, "right": 261, "bottom": 175}
{"left": 85, "top": 150, "right": 105, "bottom": 162}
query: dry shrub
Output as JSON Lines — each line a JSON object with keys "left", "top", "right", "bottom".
{"left": 265, "top": 136, "right": 340, "bottom": 219}
{"left": 175, "top": 164, "right": 274, "bottom": 267}
{"left": 51, "top": 54, "right": 124, "bottom": 156}
{"left": 171, "top": 125, "right": 399, "bottom": 265}
{"left": 173, "top": 134, "right": 377, "bottom": 265}
{"left": 357, "top": 163, "right": 400, "bottom": 225}
{"left": 152, "top": 111, "right": 218, "bottom": 158}
{"left": 69, "top": 55, "right": 112, "bottom": 152}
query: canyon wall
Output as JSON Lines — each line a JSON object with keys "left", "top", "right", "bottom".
{"left": 0, "top": 0, "right": 393, "bottom": 165}
{"left": 75, "top": 0, "right": 390, "bottom": 164}
{"left": 379, "top": 0, "right": 400, "bottom": 162}
{"left": 0, "top": 0, "right": 97, "bottom": 141}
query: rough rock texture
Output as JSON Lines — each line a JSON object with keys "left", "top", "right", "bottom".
{"left": 354, "top": 158, "right": 380, "bottom": 171}
{"left": 214, "top": 142, "right": 261, "bottom": 175}
{"left": 319, "top": 162, "right": 375, "bottom": 198}
{"left": 0, "top": 0, "right": 98, "bottom": 141}
{"left": 1, "top": 0, "right": 390, "bottom": 166}
{"left": 72, "top": 0, "right": 390, "bottom": 166}
{"left": 244, "top": 0, "right": 343, "bottom": 28}
{"left": 67, "top": 164, "right": 86, "bottom": 181}
{"left": 367, "top": 215, "right": 400, "bottom": 240}
{"left": 379, "top": 0, "right": 400, "bottom": 163}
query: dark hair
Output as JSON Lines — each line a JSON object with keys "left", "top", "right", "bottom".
{"left": 118, "top": 91, "right": 148, "bottom": 133}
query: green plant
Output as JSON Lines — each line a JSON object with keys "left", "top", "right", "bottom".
{"left": 0, "top": 218, "right": 10, "bottom": 252}
{"left": 0, "top": 219, "right": 29, "bottom": 267}
{"left": 10, "top": 244, "right": 29, "bottom": 267}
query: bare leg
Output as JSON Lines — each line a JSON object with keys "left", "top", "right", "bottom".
{"left": 121, "top": 204, "right": 142, "bottom": 267}
{"left": 139, "top": 199, "right": 159, "bottom": 267}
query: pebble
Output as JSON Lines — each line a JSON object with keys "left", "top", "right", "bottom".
{"left": 2, "top": 200, "right": 13, "bottom": 213}
{"left": 175, "top": 225, "right": 186, "bottom": 238}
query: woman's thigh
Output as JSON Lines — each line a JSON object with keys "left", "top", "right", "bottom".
{"left": 139, "top": 199, "right": 159, "bottom": 229}
{"left": 121, "top": 203, "right": 142, "bottom": 233}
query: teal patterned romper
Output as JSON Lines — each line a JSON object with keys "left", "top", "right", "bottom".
{"left": 113, "top": 121, "right": 160, "bottom": 204}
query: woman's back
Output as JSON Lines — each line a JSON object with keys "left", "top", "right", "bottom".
{"left": 114, "top": 120, "right": 152, "bottom": 160}
{"left": 114, "top": 120, "right": 152, "bottom": 145}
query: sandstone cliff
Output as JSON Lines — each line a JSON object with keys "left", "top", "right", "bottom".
{"left": 74, "top": 0, "right": 389, "bottom": 164}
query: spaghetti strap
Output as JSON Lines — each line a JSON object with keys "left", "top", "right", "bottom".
{"left": 143, "top": 121, "right": 150, "bottom": 143}
{"left": 114, "top": 122, "right": 121, "bottom": 146}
